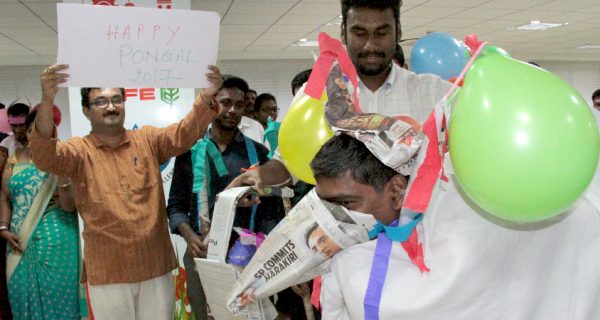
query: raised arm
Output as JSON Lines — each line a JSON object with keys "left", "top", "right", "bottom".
{"left": 37, "top": 64, "right": 69, "bottom": 139}
{"left": 29, "top": 64, "right": 81, "bottom": 177}
{"left": 151, "top": 65, "right": 224, "bottom": 163}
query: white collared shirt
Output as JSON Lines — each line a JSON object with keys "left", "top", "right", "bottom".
{"left": 0, "top": 134, "right": 24, "bottom": 156}
{"left": 238, "top": 116, "right": 267, "bottom": 149}
{"left": 355, "top": 63, "right": 451, "bottom": 123}
{"left": 321, "top": 171, "right": 600, "bottom": 319}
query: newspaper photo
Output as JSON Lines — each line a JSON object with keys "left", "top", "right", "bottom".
{"left": 227, "top": 189, "right": 378, "bottom": 314}
{"left": 326, "top": 64, "right": 424, "bottom": 176}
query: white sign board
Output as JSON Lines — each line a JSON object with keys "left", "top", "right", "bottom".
{"left": 57, "top": 3, "right": 219, "bottom": 88}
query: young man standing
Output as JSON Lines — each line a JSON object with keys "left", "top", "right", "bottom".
{"left": 229, "top": 0, "right": 451, "bottom": 189}
{"left": 167, "top": 75, "right": 287, "bottom": 320}
{"left": 29, "top": 63, "right": 222, "bottom": 319}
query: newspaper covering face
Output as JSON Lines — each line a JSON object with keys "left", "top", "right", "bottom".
{"left": 227, "top": 189, "right": 378, "bottom": 314}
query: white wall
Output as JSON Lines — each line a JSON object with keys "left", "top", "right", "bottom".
{"left": 0, "top": 59, "right": 598, "bottom": 140}
{"left": 219, "top": 59, "right": 314, "bottom": 121}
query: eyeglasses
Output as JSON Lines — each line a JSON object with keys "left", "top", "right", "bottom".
{"left": 89, "top": 96, "right": 124, "bottom": 109}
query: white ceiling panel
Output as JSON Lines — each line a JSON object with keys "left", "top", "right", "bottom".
{"left": 420, "top": 0, "right": 490, "bottom": 7}
{"left": 221, "top": 14, "right": 280, "bottom": 25}
{"left": 191, "top": 1, "right": 231, "bottom": 15}
{"left": 479, "top": 0, "right": 552, "bottom": 10}
{"left": 287, "top": 1, "right": 338, "bottom": 15}
{"left": 403, "top": 5, "right": 470, "bottom": 18}
{"left": 0, "top": 3, "right": 37, "bottom": 17}
{"left": 228, "top": 1, "right": 296, "bottom": 15}
{"left": 450, "top": 7, "right": 517, "bottom": 20}
{"left": 535, "top": 0, "right": 598, "bottom": 11}
{"left": 496, "top": 10, "right": 566, "bottom": 22}
{"left": 276, "top": 14, "right": 338, "bottom": 25}
{"left": 0, "top": 0, "right": 597, "bottom": 66}
{"left": 22, "top": 2, "right": 58, "bottom": 17}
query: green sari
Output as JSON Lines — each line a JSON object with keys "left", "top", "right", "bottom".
{"left": 5, "top": 163, "right": 81, "bottom": 319}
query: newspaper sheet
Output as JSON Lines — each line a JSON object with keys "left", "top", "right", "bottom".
{"left": 196, "top": 187, "right": 278, "bottom": 320}
{"left": 325, "top": 64, "right": 424, "bottom": 176}
{"left": 227, "top": 189, "right": 378, "bottom": 313}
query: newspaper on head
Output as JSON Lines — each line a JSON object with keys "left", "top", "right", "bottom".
{"left": 227, "top": 189, "right": 378, "bottom": 313}
{"left": 325, "top": 63, "right": 424, "bottom": 176}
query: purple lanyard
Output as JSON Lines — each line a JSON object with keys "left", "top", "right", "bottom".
{"left": 363, "top": 231, "right": 393, "bottom": 320}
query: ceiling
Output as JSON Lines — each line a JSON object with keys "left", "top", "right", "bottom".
{"left": 1, "top": 0, "right": 600, "bottom": 66}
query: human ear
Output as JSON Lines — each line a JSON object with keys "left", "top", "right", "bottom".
{"left": 82, "top": 106, "right": 91, "bottom": 120}
{"left": 389, "top": 175, "right": 407, "bottom": 211}
{"left": 341, "top": 23, "right": 347, "bottom": 45}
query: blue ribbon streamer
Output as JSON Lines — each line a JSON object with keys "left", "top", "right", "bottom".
{"left": 363, "top": 214, "right": 423, "bottom": 319}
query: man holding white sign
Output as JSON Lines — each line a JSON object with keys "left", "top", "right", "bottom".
{"left": 29, "top": 63, "right": 222, "bottom": 319}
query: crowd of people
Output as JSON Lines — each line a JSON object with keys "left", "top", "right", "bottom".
{"left": 0, "top": 0, "right": 599, "bottom": 319}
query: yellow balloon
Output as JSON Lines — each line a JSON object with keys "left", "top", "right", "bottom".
{"left": 279, "top": 93, "right": 333, "bottom": 185}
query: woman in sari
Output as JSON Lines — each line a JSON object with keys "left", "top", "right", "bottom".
{"left": 0, "top": 110, "right": 80, "bottom": 319}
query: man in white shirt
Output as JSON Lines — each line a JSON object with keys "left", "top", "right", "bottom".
{"left": 311, "top": 133, "right": 600, "bottom": 319}
{"left": 228, "top": 0, "right": 450, "bottom": 189}
{"left": 0, "top": 102, "right": 30, "bottom": 174}
{"left": 0, "top": 102, "right": 29, "bottom": 157}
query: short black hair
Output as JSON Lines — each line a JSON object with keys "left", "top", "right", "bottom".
{"left": 592, "top": 89, "right": 600, "bottom": 101}
{"left": 310, "top": 133, "right": 399, "bottom": 192}
{"left": 0, "top": 103, "right": 5, "bottom": 109}
{"left": 221, "top": 75, "right": 249, "bottom": 95}
{"left": 25, "top": 110, "right": 37, "bottom": 129}
{"left": 341, "top": 0, "right": 402, "bottom": 29}
{"left": 248, "top": 89, "right": 257, "bottom": 95}
{"left": 81, "top": 88, "right": 126, "bottom": 108}
{"left": 254, "top": 93, "right": 276, "bottom": 113}
{"left": 394, "top": 43, "right": 405, "bottom": 66}
{"left": 7, "top": 102, "right": 30, "bottom": 117}
{"left": 291, "top": 69, "right": 312, "bottom": 95}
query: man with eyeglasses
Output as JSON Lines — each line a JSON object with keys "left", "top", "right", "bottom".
{"left": 28, "top": 63, "right": 222, "bottom": 319}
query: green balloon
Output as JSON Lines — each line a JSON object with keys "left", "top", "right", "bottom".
{"left": 481, "top": 45, "right": 511, "bottom": 58}
{"left": 449, "top": 54, "right": 600, "bottom": 222}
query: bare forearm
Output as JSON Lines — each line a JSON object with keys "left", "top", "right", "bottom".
{"left": 258, "top": 159, "right": 292, "bottom": 186}
{"left": 35, "top": 99, "right": 55, "bottom": 138}
{"left": 38, "top": 64, "right": 69, "bottom": 138}
{"left": 0, "top": 192, "right": 12, "bottom": 226}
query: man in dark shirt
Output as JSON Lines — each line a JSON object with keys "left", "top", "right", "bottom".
{"left": 167, "top": 75, "right": 285, "bottom": 320}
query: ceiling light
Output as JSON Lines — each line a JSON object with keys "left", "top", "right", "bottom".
{"left": 576, "top": 44, "right": 600, "bottom": 49}
{"left": 293, "top": 40, "right": 319, "bottom": 47}
{"left": 514, "top": 21, "right": 565, "bottom": 30}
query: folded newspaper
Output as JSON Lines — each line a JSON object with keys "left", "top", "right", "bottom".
{"left": 195, "top": 187, "right": 279, "bottom": 320}
{"left": 325, "top": 63, "right": 424, "bottom": 176}
{"left": 227, "top": 189, "right": 378, "bottom": 313}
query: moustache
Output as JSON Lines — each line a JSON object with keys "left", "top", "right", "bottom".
{"left": 358, "top": 51, "right": 385, "bottom": 58}
{"left": 103, "top": 111, "right": 120, "bottom": 116}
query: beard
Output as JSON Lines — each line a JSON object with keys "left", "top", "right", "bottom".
{"left": 357, "top": 61, "right": 390, "bottom": 76}
{"left": 354, "top": 51, "right": 392, "bottom": 76}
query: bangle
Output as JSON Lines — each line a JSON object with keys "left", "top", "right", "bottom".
{"left": 0, "top": 226, "right": 8, "bottom": 232}
{"left": 58, "top": 182, "right": 71, "bottom": 188}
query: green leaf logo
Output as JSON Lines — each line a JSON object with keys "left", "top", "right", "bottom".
{"left": 160, "top": 88, "right": 180, "bottom": 106}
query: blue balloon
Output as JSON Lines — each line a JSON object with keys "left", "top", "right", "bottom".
{"left": 410, "top": 32, "right": 468, "bottom": 80}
